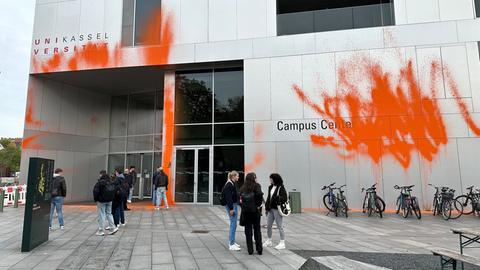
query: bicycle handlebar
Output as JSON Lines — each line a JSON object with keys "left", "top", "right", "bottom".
{"left": 394, "top": 184, "right": 414, "bottom": 190}
{"left": 321, "top": 182, "right": 336, "bottom": 190}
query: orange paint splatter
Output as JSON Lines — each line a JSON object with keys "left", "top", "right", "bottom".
{"left": 24, "top": 88, "right": 42, "bottom": 128}
{"left": 162, "top": 84, "right": 175, "bottom": 205}
{"left": 245, "top": 152, "right": 265, "bottom": 173}
{"left": 293, "top": 59, "right": 480, "bottom": 169}
{"left": 253, "top": 124, "right": 264, "bottom": 141}
{"left": 21, "top": 133, "right": 43, "bottom": 150}
{"left": 140, "top": 10, "right": 174, "bottom": 65}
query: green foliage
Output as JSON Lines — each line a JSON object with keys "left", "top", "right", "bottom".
{"left": 0, "top": 138, "right": 21, "bottom": 172}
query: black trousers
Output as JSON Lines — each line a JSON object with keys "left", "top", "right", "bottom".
{"left": 243, "top": 211, "right": 262, "bottom": 254}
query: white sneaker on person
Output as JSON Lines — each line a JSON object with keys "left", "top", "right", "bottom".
{"left": 108, "top": 227, "right": 119, "bottom": 235}
{"left": 121, "top": 222, "right": 126, "bottom": 226}
{"left": 155, "top": 207, "right": 160, "bottom": 210}
{"left": 105, "top": 227, "right": 110, "bottom": 230}
{"left": 274, "top": 240, "right": 285, "bottom": 250}
{"left": 234, "top": 243, "right": 240, "bottom": 248}
{"left": 127, "top": 200, "right": 132, "bottom": 203}
{"left": 262, "top": 238, "right": 273, "bottom": 247}
{"left": 229, "top": 245, "right": 241, "bottom": 251}
{"left": 60, "top": 226, "right": 65, "bottom": 230}
{"left": 49, "top": 227, "right": 52, "bottom": 230}
{"left": 96, "top": 231, "right": 105, "bottom": 236}
{"left": 165, "top": 206, "right": 169, "bottom": 209}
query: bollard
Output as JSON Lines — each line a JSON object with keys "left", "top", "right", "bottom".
{"left": 13, "top": 186, "right": 19, "bottom": 208}
{"left": 0, "top": 188, "right": 4, "bottom": 212}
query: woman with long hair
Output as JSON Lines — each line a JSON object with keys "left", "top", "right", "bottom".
{"left": 224, "top": 170, "right": 241, "bottom": 251}
{"left": 239, "top": 172, "right": 264, "bottom": 255}
{"left": 263, "top": 173, "right": 287, "bottom": 250}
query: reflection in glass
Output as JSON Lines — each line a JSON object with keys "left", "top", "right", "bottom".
{"left": 154, "top": 135, "right": 162, "bottom": 151}
{"left": 314, "top": 8, "right": 353, "bottom": 32}
{"left": 141, "top": 153, "right": 153, "bottom": 198}
{"left": 197, "top": 149, "right": 210, "bottom": 203}
{"left": 155, "top": 90, "right": 164, "bottom": 134}
{"left": 213, "top": 146, "right": 244, "bottom": 205}
{"left": 108, "top": 154, "right": 125, "bottom": 175}
{"left": 214, "top": 124, "right": 244, "bottom": 144}
{"left": 110, "top": 96, "right": 128, "bottom": 136}
{"left": 127, "top": 136, "right": 153, "bottom": 152}
{"left": 175, "top": 149, "right": 195, "bottom": 202}
{"left": 476, "top": 0, "right": 480, "bottom": 18}
{"left": 121, "top": 0, "right": 134, "bottom": 46}
{"left": 175, "top": 72, "right": 213, "bottom": 124}
{"left": 353, "top": 4, "right": 382, "bottom": 29}
{"left": 174, "top": 125, "right": 212, "bottom": 145}
{"left": 127, "top": 154, "right": 141, "bottom": 197}
{"left": 134, "top": 0, "right": 162, "bottom": 46}
{"left": 214, "top": 69, "right": 244, "bottom": 122}
{"left": 277, "top": 11, "right": 314, "bottom": 35}
{"left": 153, "top": 152, "right": 162, "bottom": 169}
{"left": 128, "top": 92, "right": 155, "bottom": 135}
{"left": 109, "top": 137, "right": 126, "bottom": 153}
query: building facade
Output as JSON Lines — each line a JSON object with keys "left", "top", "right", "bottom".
{"left": 22, "top": 0, "right": 480, "bottom": 210}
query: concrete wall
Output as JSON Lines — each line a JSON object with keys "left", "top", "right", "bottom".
{"left": 20, "top": 76, "right": 110, "bottom": 202}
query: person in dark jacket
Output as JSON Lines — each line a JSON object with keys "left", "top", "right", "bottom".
{"left": 123, "top": 169, "right": 132, "bottom": 211}
{"left": 93, "top": 170, "right": 118, "bottom": 236}
{"left": 263, "top": 173, "right": 288, "bottom": 250}
{"left": 153, "top": 166, "right": 169, "bottom": 210}
{"left": 224, "top": 170, "right": 241, "bottom": 251}
{"left": 239, "top": 172, "right": 264, "bottom": 255}
{"left": 129, "top": 166, "right": 137, "bottom": 204}
{"left": 112, "top": 168, "right": 126, "bottom": 227}
{"left": 49, "top": 168, "right": 67, "bottom": 230}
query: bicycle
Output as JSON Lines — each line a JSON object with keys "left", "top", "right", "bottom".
{"left": 429, "top": 184, "right": 463, "bottom": 220}
{"left": 456, "top": 186, "right": 480, "bottom": 215}
{"left": 394, "top": 185, "right": 421, "bottom": 219}
{"left": 322, "top": 182, "right": 348, "bottom": 218}
{"left": 362, "top": 183, "right": 385, "bottom": 218}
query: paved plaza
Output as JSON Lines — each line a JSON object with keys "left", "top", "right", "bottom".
{"left": 0, "top": 202, "right": 479, "bottom": 269}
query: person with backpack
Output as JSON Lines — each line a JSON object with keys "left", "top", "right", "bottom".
{"left": 222, "top": 170, "right": 241, "bottom": 251}
{"left": 49, "top": 168, "right": 67, "bottom": 230}
{"left": 263, "top": 173, "right": 288, "bottom": 250}
{"left": 153, "top": 166, "right": 169, "bottom": 210}
{"left": 112, "top": 168, "right": 127, "bottom": 227}
{"left": 123, "top": 169, "right": 132, "bottom": 210}
{"left": 93, "top": 170, "right": 118, "bottom": 236}
{"left": 239, "top": 172, "right": 264, "bottom": 255}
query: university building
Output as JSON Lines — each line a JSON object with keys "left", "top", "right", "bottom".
{"left": 22, "top": 0, "right": 480, "bottom": 210}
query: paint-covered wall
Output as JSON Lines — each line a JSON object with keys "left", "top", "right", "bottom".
{"left": 20, "top": 76, "right": 110, "bottom": 202}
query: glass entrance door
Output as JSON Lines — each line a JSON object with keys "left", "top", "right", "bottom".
{"left": 174, "top": 147, "right": 212, "bottom": 204}
{"left": 128, "top": 153, "right": 153, "bottom": 200}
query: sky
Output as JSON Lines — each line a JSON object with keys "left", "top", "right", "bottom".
{"left": 0, "top": 0, "right": 35, "bottom": 138}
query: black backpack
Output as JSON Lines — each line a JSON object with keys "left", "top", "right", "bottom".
{"left": 241, "top": 192, "right": 257, "bottom": 213}
{"left": 102, "top": 180, "right": 116, "bottom": 201}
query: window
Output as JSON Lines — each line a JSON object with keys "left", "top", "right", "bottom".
{"left": 175, "top": 71, "right": 213, "bottom": 124}
{"left": 277, "top": 0, "right": 394, "bottom": 36}
{"left": 122, "top": 0, "right": 162, "bottom": 46}
{"left": 213, "top": 146, "right": 244, "bottom": 205}
{"left": 476, "top": 0, "right": 480, "bottom": 18}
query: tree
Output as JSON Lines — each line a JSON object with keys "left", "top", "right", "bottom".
{"left": 0, "top": 138, "right": 21, "bottom": 173}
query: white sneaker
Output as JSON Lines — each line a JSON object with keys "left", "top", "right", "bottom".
{"left": 262, "top": 239, "right": 273, "bottom": 247}
{"left": 155, "top": 207, "right": 160, "bottom": 210}
{"left": 165, "top": 206, "right": 169, "bottom": 209}
{"left": 234, "top": 243, "right": 240, "bottom": 248}
{"left": 121, "top": 222, "right": 126, "bottom": 226}
{"left": 60, "top": 226, "right": 65, "bottom": 230}
{"left": 108, "top": 227, "right": 119, "bottom": 235}
{"left": 105, "top": 227, "right": 111, "bottom": 230}
{"left": 127, "top": 200, "right": 132, "bottom": 203}
{"left": 274, "top": 240, "right": 285, "bottom": 250}
{"left": 229, "top": 245, "right": 241, "bottom": 251}
{"left": 49, "top": 227, "right": 52, "bottom": 230}
{"left": 96, "top": 231, "right": 105, "bottom": 236}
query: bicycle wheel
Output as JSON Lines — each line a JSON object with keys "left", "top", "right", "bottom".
{"left": 323, "top": 194, "right": 334, "bottom": 212}
{"left": 401, "top": 200, "right": 409, "bottom": 218}
{"left": 441, "top": 201, "right": 452, "bottom": 220}
{"left": 396, "top": 196, "right": 401, "bottom": 214}
{"left": 367, "top": 197, "right": 373, "bottom": 217}
{"left": 432, "top": 197, "right": 438, "bottom": 215}
{"left": 456, "top": 195, "right": 473, "bottom": 215}
{"left": 339, "top": 199, "right": 348, "bottom": 218}
{"left": 362, "top": 195, "right": 368, "bottom": 213}
{"left": 412, "top": 197, "right": 422, "bottom": 219}
{"left": 450, "top": 199, "right": 463, "bottom": 219}
{"left": 376, "top": 196, "right": 386, "bottom": 213}
{"left": 375, "top": 198, "right": 383, "bottom": 218}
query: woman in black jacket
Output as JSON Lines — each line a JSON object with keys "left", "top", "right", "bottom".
{"left": 263, "top": 173, "right": 287, "bottom": 250}
{"left": 239, "top": 172, "right": 264, "bottom": 255}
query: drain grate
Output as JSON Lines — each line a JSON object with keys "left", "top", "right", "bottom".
{"left": 191, "top": 230, "right": 210, "bottom": 234}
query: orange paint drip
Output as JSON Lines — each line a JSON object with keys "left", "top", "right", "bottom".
{"left": 245, "top": 152, "right": 265, "bottom": 173}
{"left": 22, "top": 133, "right": 43, "bottom": 150}
{"left": 140, "top": 9, "right": 174, "bottom": 65}
{"left": 68, "top": 42, "right": 110, "bottom": 71}
{"left": 293, "top": 59, "right": 455, "bottom": 169}
{"left": 24, "top": 88, "right": 42, "bottom": 128}
{"left": 162, "top": 85, "right": 175, "bottom": 205}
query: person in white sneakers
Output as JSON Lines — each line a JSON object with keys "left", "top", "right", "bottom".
{"left": 223, "top": 171, "right": 241, "bottom": 251}
{"left": 263, "top": 173, "right": 287, "bottom": 250}
{"left": 93, "top": 170, "right": 118, "bottom": 236}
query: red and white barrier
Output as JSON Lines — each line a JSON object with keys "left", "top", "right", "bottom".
{"left": 2, "top": 185, "right": 27, "bottom": 206}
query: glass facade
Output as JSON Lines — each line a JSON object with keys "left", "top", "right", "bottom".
{"left": 277, "top": 0, "right": 394, "bottom": 36}
{"left": 122, "top": 0, "right": 162, "bottom": 46}
{"left": 477, "top": 0, "right": 480, "bottom": 18}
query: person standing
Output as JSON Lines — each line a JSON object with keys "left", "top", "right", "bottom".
{"left": 128, "top": 166, "right": 137, "bottom": 203}
{"left": 263, "top": 173, "right": 288, "bottom": 250}
{"left": 49, "top": 168, "right": 67, "bottom": 230}
{"left": 93, "top": 170, "right": 118, "bottom": 236}
{"left": 152, "top": 167, "right": 159, "bottom": 206}
{"left": 112, "top": 168, "right": 127, "bottom": 227}
{"left": 153, "top": 166, "right": 169, "bottom": 210}
{"left": 239, "top": 172, "right": 264, "bottom": 255}
{"left": 223, "top": 171, "right": 241, "bottom": 251}
{"left": 123, "top": 169, "right": 132, "bottom": 210}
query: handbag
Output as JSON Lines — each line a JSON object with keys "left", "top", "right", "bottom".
{"left": 276, "top": 186, "right": 291, "bottom": 217}
{"left": 239, "top": 212, "right": 246, "bottom": 226}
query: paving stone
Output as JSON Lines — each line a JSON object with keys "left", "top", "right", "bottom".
{"left": 152, "top": 251, "right": 174, "bottom": 264}
{"left": 173, "top": 256, "right": 198, "bottom": 270}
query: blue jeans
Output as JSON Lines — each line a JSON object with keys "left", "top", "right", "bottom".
{"left": 97, "top": 201, "right": 115, "bottom": 231}
{"left": 225, "top": 204, "right": 238, "bottom": 245}
{"left": 156, "top": 187, "right": 168, "bottom": 208}
{"left": 113, "top": 199, "right": 125, "bottom": 226}
{"left": 49, "top": 196, "right": 64, "bottom": 227}
{"left": 128, "top": 187, "right": 133, "bottom": 201}
{"left": 152, "top": 185, "right": 157, "bottom": 205}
